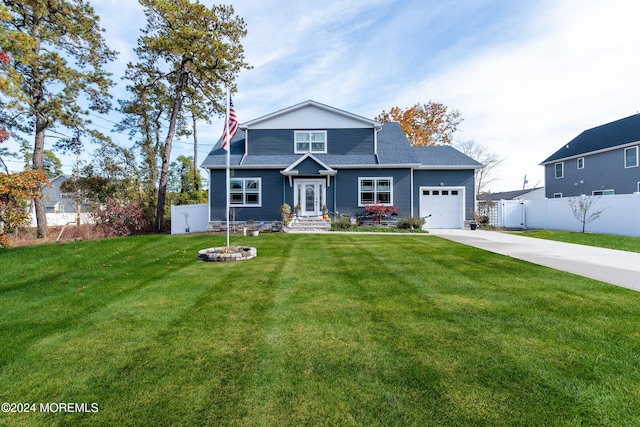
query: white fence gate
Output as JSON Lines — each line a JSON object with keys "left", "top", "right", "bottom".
{"left": 171, "top": 204, "right": 209, "bottom": 234}
{"left": 498, "top": 200, "right": 525, "bottom": 229}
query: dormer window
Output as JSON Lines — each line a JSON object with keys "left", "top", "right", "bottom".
{"left": 295, "top": 131, "right": 327, "bottom": 154}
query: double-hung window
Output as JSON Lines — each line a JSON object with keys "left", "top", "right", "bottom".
{"left": 295, "top": 131, "right": 327, "bottom": 154}
{"left": 359, "top": 178, "right": 392, "bottom": 205}
{"left": 577, "top": 157, "right": 584, "bottom": 169}
{"left": 625, "top": 146, "right": 638, "bottom": 168}
{"left": 555, "top": 162, "right": 564, "bottom": 179}
{"left": 230, "top": 178, "right": 261, "bottom": 206}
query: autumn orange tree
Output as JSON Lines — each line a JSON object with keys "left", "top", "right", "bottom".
{"left": 0, "top": 168, "right": 48, "bottom": 248}
{"left": 376, "top": 102, "right": 463, "bottom": 146}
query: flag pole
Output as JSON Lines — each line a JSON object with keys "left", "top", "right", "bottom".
{"left": 225, "top": 87, "right": 231, "bottom": 249}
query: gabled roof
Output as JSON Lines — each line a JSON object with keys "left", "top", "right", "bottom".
{"left": 200, "top": 104, "right": 481, "bottom": 170}
{"left": 282, "top": 153, "right": 336, "bottom": 174}
{"left": 541, "top": 114, "right": 640, "bottom": 164}
{"left": 241, "top": 100, "right": 381, "bottom": 129}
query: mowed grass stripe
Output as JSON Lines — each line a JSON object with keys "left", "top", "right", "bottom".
{"left": 1, "top": 233, "right": 640, "bottom": 426}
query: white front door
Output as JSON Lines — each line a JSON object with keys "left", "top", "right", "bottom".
{"left": 295, "top": 179, "right": 326, "bottom": 217}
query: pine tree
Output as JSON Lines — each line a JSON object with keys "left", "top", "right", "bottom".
{"left": 128, "top": 0, "right": 250, "bottom": 232}
{"left": 0, "top": 1, "right": 117, "bottom": 238}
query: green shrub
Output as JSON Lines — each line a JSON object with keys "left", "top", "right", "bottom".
{"left": 330, "top": 216, "right": 356, "bottom": 230}
{"left": 397, "top": 216, "right": 426, "bottom": 230}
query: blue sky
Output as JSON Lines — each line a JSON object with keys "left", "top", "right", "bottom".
{"left": 4, "top": 0, "right": 640, "bottom": 192}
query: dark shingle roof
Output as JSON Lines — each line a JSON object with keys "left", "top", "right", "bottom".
{"left": 479, "top": 189, "right": 537, "bottom": 201}
{"left": 376, "top": 122, "right": 481, "bottom": 167}
{"left": 200, "top": 121, "right": 481, "bottom": 169}
{"left": 541, "top": 114, "right": 640, "bottom": 164}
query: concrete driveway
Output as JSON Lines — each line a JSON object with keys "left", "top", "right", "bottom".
{"left": 429, "top": 229, "right": 640, "bottom": 292}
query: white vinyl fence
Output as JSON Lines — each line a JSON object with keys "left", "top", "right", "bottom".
{"left": 171, "top": 204, "right": 209, "bottom": 234}
{"left": 28, "top": 213, "right": 94, "bottom": 227}
{"left": 498, "top": 193, "right": 640, "bottom": 237}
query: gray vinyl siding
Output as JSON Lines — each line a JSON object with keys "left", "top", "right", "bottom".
{"left": 248, "top": 128, "right": 374, "bottom": 156}
{"left": 413, "top": 170, "right": 476, "bottom": 219}
{"left": 333, "top": 169, "right": 412, "bottom": 216}
{"left": 209, "top": 169, "right": 226, "bottom": 220}
{"left": 544, "top": 146, "right": 640, "bottom": 197}
{"left": 209, "top": 169, "right": 285, "bottom": 221}
{"left": 327, "top": 129, "right": 374, "bottom": 155}
{"left": 248, "top": 130, "right": 293, "bottom": 155}
{"left": 296, "top": 158, "right": 325, "bottom": 175}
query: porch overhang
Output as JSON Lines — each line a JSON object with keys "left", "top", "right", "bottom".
{"left": 281, "top": 153, "right": 337, "bottom": 187}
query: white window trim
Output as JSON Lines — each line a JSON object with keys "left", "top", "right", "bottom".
{"left": 358, "top": 177, "right": 393, "bottom": 206}
{"left": 229, "top": 177, "right": 262, "bottom": 207}
{"left": 592, "top": 189, "right": 614, "bottom": 196}
{"left": 577, "top": 157, "right": 584, "bottom": 169}
{"left": 555, "top": 162, "right": 564, "bottom": 179}
{"left": 553, "top": 193, "right": 563, "bottom": 198}
{"left": 624, "top": 146, "right": 638, "bottom": 168}
{"left": 294, "top": 130, "right": 327, "bottom": 154}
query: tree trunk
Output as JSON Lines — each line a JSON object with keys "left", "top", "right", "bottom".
{"left": 155, "top": 60, "right": 189, "bottom": 232}
{"left": 33, "top": 99, "right": 48, "bottom": 239}
{"left": 192, "top": 115, "right": 199, "bottom": 192}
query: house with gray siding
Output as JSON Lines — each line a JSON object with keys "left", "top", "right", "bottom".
{"left": 541, "top": 114, "right": 640, "bottom": 198}
{"left": 201, "top": 100, "right": 482, "bottom": 229}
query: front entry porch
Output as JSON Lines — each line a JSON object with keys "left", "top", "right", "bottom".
{"left": 285, "top": 216, "right": 331, "bottom": 233}
{"left": 293, "top": 179, "right": 327, "bottom": 217}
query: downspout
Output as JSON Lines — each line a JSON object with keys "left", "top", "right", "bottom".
{"left": 410, "top": 167, "right": 414, "bottom": 217}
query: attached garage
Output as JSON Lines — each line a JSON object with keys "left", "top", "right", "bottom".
{"left": 419, "top": 186, "right": 465, "bottom": 229}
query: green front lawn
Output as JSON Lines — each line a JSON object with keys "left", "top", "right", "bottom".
{"left": 2, "top": 233, "right": 640, "bottom": 426}
{"left": 511, "top": 230, "right": 640, "bottom": 253}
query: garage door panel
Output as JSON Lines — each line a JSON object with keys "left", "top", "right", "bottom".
{"left": 420, "top": 188, "right": 463, "bottom": 229}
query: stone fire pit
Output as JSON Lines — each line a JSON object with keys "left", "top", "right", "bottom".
{"left": 197, "top": 246, "right": 257, "bottom": 262}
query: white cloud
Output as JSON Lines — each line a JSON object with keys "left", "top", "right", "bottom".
{"left": 408, "top": 0, "right": 640, "bottom": 191}
{"left": 7, "top": 0, "right": 640, "bottom": 192}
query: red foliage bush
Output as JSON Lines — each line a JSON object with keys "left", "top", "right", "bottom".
{"left": 91, "top": 197, "right": 147, "bottom": 237}
{"left": 364, "top": 201, "right": 399, "bottom": 225}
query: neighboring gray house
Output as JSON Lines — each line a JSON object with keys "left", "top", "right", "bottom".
{"left": 479, "top": 187, "right": 545, "bottom": 203}
{"left": 201, "top": 100, "right": 482, "bottom": 229}
{"left": 39, "top": 174, "right": 91, "bottom": 214}
{"left": 541, "top": 114, "right": 640, "bottom": 198}
{"left": 42, "top": 174, "right": 73, "bottom": 213}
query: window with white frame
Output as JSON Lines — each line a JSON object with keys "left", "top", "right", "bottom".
{"left": 577, "top": 157, "right": 584, "bottom": 169}
{"left": 229, "top": 178, "right": 261, "bottom": 206}
{"left": 359, "top": 177, "right": 392, "bottom": 205}
{"left": 295, "top": 131, "right": 327, "bottom": 153}
{"left": 592, "top": 189, "right": 614, "bottom": 195}
{"left": 553, "top": 193, "right": 562, "bottom": 198}
{"left": 625, "top": 146, "right": 638, "bottom": 168}
{"left": 555, "top": 162, "right": 564, "bottom": 178}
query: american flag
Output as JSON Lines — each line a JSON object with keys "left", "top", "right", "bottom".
{"left": 222, "top": 97, "right": 239, "bottom": 151}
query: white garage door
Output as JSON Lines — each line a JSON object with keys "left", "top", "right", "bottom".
{"left": 419, "top": 187, "right": 464, "bottom": 229}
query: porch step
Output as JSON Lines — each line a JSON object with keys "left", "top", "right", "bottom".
{"left": 284, "top": 217, "right": 331, "bottom": 233}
